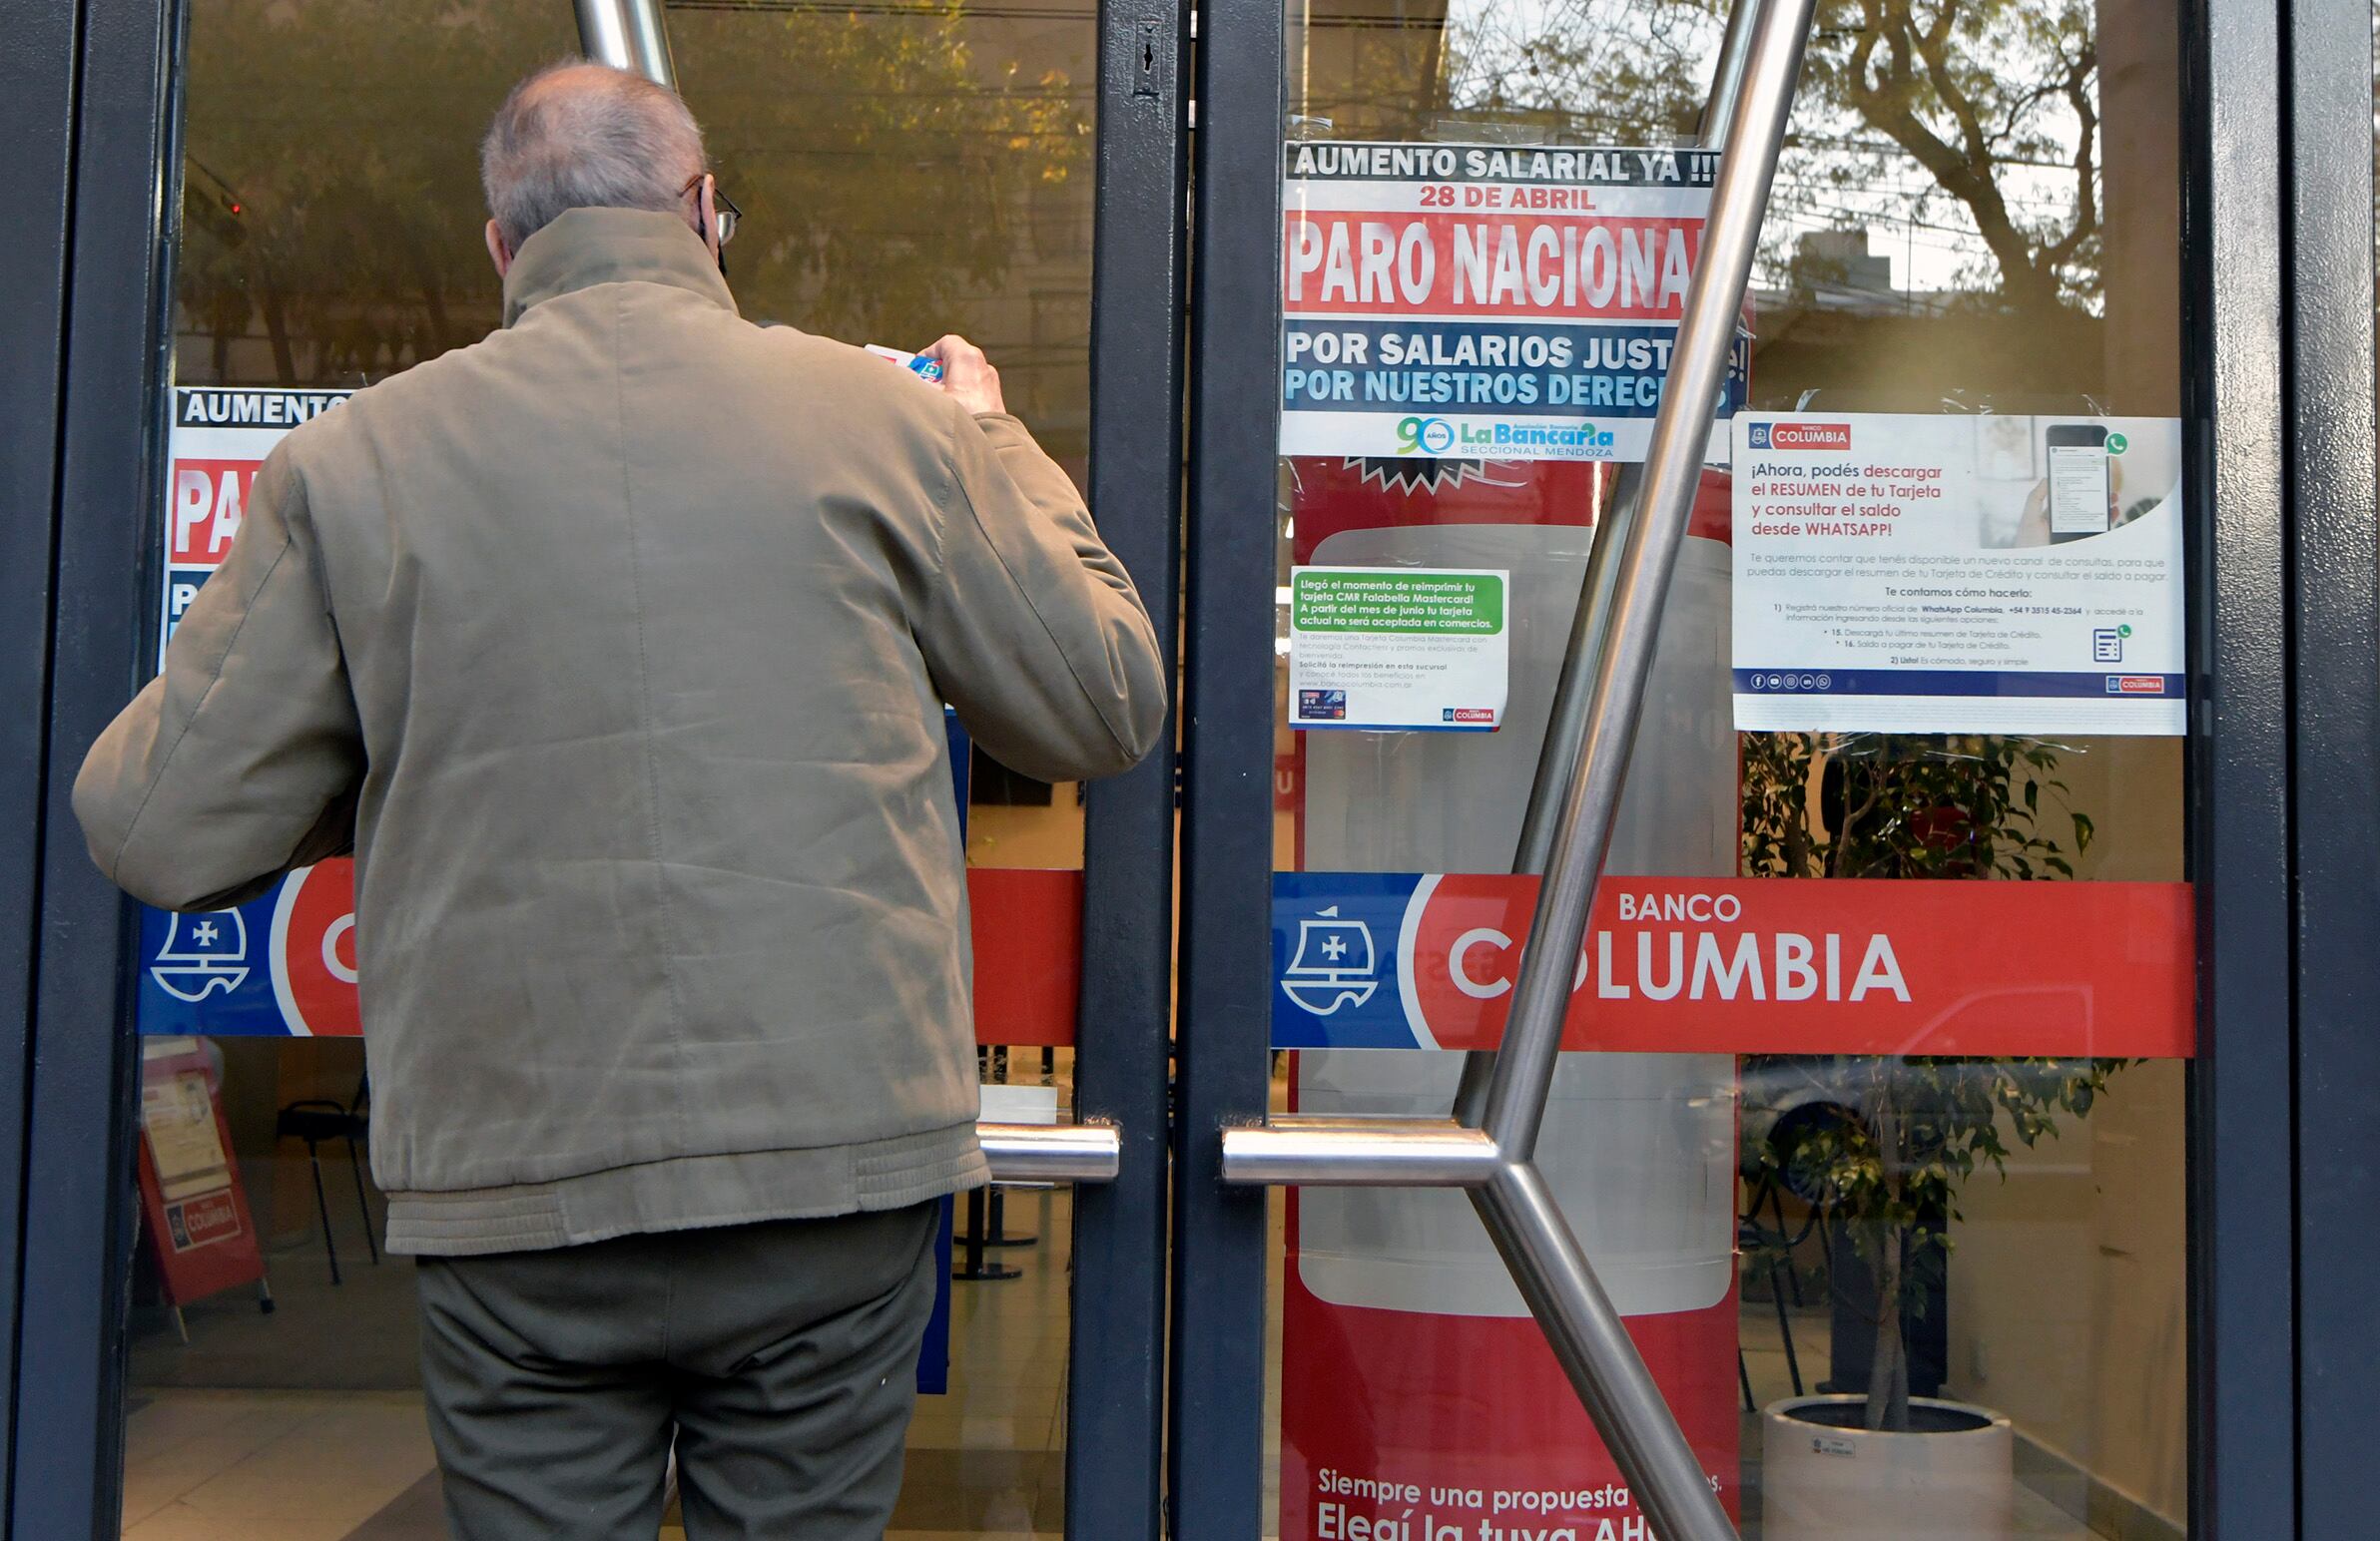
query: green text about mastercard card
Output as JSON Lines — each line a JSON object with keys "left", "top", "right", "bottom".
{"left": 1288, "top": 567, "right": 1510, "bottom": 731}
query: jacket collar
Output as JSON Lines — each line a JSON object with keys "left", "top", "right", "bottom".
{"left": 501, "top": 207, "right": 738, "bottom": 326}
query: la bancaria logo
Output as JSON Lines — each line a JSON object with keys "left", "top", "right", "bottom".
{"left": 1748, "top": 421, "right": 1852, "bottom": 451}
{"left": 1397, "top": 416, "right": 1617, "bottom": 456}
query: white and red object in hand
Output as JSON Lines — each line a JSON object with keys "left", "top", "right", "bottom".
{"left": 864, "top": 344, "right": 945, "bottom": 384}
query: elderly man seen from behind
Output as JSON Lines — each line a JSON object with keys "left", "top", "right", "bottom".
{"left": 74, "top": 60, "right": 1167, "bottom": 1540}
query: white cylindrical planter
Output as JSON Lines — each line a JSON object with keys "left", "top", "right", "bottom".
{"left": 1761, "top": 1394, "right": 2016, "bottom": 1541}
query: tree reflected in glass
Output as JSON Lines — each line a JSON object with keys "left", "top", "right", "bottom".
{"left": 174, "top": 0, "right": 1089, "bottom": 391}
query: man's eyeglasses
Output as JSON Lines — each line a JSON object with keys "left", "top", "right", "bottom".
{"left": 683, "top": 175, "right": 740, "bottom": 248}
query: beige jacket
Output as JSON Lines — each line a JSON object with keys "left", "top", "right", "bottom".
{"left": 75, "top": 208, "right": 1167, "bottom": 1254}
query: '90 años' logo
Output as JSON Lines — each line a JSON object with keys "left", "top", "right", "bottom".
{"left": 1395, "top": 415, "right": 1457, "bottom": 456}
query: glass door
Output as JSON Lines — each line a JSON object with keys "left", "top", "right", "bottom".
{"left": 1174, "top": 0, "right": 2201, "bottom": 1535}
{"left": 106, "top": 3, "right": 1183, "bottom": 1539}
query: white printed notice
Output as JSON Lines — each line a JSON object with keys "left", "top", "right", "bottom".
{"left": 1289, "top": 567, "right": 1508, "bottom": 732}
{"left": 166, "top": 388, "right": 351, "bottom": 668}
{"left": 1732, "top": 413, "right": 2184, "bottom": 735}
{"left": 1280, "top": 142, "right": 1744, "bottom": 462}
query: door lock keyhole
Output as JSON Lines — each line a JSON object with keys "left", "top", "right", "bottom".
{"left": 1134, "top": 18, "right": 1161, "bottom": 97}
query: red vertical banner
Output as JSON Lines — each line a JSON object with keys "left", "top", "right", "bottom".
{"left": 967, "top": 866, "right": 1084, "bottom": 1044}
{"left": 1281, "top": 1276, "right": 1741, "bottom": 1539}
{"left": 1278, "top": 1069, "right": 1740, "bottom": 1541}
{"left": 135, "top": 1040, "right": 267, "bottom": 1306}
{"left": 1279, "top": 216, "right": 1747, "bottom": 1533}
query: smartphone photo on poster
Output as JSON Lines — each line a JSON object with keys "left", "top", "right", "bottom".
{"left": 2046, "top": 422, "right": 2111, "bottom": 543}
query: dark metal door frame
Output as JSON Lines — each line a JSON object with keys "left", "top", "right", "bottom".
{"left": 2277, "top": 0, "right": 2380, "bottom": 1528}
{"left": 8, "top": 0, "right": 184, "bottom": 1534}
{"left": 2181, "top": 0, "right": 2297, "bottom": 1528}
{"left": 1068, "top": 0, "right": 1191, "bottom": 1534}
{"left": 1169, "top": 0, "right": 1286, "bottom": 1529}
{"left": 0, "top": 0, "right": 100, "bottom": 1511}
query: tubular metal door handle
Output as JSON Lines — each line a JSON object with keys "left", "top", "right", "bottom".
{"left": 978, "top": 1121, "right": 1121, "bottom": 1184}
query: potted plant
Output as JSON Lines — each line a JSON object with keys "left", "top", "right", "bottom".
{"left": 1738, "top": 731, "right": 2124, "bottom": 1540}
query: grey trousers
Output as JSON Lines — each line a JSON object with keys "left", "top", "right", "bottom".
{"left": 415, "top": 1203, "right": 941, "bottom": 1540}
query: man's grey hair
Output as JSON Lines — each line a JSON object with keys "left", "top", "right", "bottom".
{"left": 480, "top": 60, "right": 708, "bottom": 251}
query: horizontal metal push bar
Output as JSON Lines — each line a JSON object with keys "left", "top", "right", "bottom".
{"left": 1221, "top": 1116, "right": 1500, "bottom": 1186}
{"left": 978, "top": 1121, "right": 1120, "bottom": 1184}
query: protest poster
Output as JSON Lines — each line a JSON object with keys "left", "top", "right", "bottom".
{"left": 1281, "top": 141, "right": 1742, "bottom": 463}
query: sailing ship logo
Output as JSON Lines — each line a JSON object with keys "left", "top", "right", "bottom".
{"left": 1281, "top": 906, "right": 1378, "bottom": 1016}
{"left": 150, "top": 910, "right": 250, "bottom": 1002}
